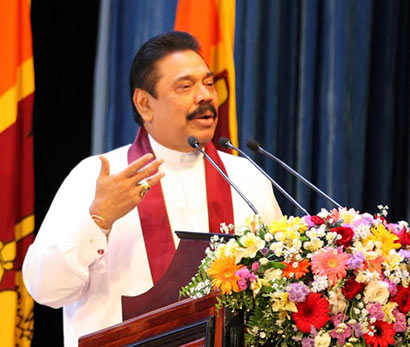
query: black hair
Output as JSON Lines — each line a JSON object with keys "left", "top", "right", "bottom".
{"left": 129, "top": 31, "right": 200, "bottom": 125}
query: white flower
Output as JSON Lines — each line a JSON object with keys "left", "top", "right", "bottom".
{"left": 292, "top": 239, "right": 302, "bottom": 249}
{"left": 275, "top": 232, "right": 284, "bottom": 241}
{"left": 312, "top": 275, "right": 329, "bottom": 292}
{"left": 219, "top": 222, "right": 234, "bottom": 234}
{"left": 364, "top": 281, "right": 390, "bottom": 305}
{"left": 328, "top": 289, "right": 348, "bottom": 314}
{"left": 398, "top": 221, "right": 409, "bottom": 228}
{"left": 270, "top": 242, "right": 284, "bottom": 257}
{"left": 306, "top": 229, "right": 318, "bottom": 239}
{"left": 264, "top": 233, "right": 274, "bottom": 242}
{"left": 260, "top": 257, "right": 269, "bottom": 265}
{"left": 317, "top": 225, "right": 326, "bottom": 237}
{"left": 325, "top": 232, "right": 338, "bottom": 242}
{"left": 317, "top": 208, "right": 330, "bottom": 218}
{"left": 315, "top": 332, "right": 331, "bottom": 347}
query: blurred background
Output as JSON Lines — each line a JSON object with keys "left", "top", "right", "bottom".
{"left": 8, "top": 0, "right": 410, "bottom": 345}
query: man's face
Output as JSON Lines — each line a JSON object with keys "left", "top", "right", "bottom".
{"left": 143, "top": 50, "right": 218, "bottom": 152}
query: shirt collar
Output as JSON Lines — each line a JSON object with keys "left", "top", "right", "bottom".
{"left": 148, "top": 134, "right": 203, "bottom": 167}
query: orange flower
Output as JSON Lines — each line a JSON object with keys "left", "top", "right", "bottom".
{"left": 207, "top": 256, "right": 243, "bottom": 294}
{"left": 282, "top": 259, "right": 310, "bottom": 280}
{"left": 364, "top": 255, "right": 384, "bottom": 275}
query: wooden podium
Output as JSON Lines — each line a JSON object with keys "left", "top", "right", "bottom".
{"left": 79, "top": 234, "right": 243, "bottom": 346}
{"left": 79, "top": 292, "right": 227, "bottom": 346}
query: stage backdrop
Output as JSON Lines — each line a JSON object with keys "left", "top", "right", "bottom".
{"left": 92, "top": 0, "right": 409, "bottom": 222}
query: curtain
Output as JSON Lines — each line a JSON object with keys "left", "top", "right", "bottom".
{"left": 235, "top": 0, "right": 409, "bottom": 220}
{"left": 92, "top": 0, "right": 178, "bottom": 153}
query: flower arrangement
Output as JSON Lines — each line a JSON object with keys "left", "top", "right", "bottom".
{"left": 180, "top": 206, "right": 410, "bottom": 346}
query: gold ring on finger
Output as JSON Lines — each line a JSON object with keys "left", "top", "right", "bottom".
{"left": 138, "top": 179, "right": 151, "bottom": 198}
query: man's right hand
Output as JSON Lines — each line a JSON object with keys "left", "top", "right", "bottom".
{"left": 89, "top": 153, "right": 164, "bottom": 230}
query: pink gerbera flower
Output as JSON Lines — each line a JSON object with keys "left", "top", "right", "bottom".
{"left": 311, "top": 248, "right": 350, "bottom": 285}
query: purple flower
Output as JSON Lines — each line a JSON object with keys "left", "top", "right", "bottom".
{"left": 237, "top": 278, "right": 248, "bottom": 291}
{"left": 354, "top": 214, "right": 374, "bottom": 226}
{"left": 260, "top": 247, "right": 269, "bottom": 256}
{"left": 248, "top": 273, "right": 257, "bottom": 282}
{"left": 301, "top": 337, "right": 314, "bottom": 347}
{"left": 287, "top": 283, "right": 310, "bottom": 303}
{"left": 399, "top": 249, "right": 410, "bottom": 259}
{"left": 235, "top": 267, "right": 257, "bottom": 290}
{"left": 330, "top": 324, "right": 352, "bottom": 345}
{"left": 347, "top": 252, "right": 365, "bottom": 270}
{"left": 303, "top": 215, "right": 315, "bottom": 227}
{"left": 368, "top": 303, "right": 384, "bottom": 321}
{"left": 251, "top": 261, "right": 260, "bottom": 273}
{"left": 310, "top": 326, "right": 318, "bottom": 337}
{"left": 393, "top": 309, "right": 407, "bottom": 332}
{"left": 236, "top": 267, "right": 251, "bottom": 279}
{"left": 351, "top": 323, "right": 364, "bottom": 338}
{"left": 384, "top": 279, "right": 398, "bottom": 296}
{"left": 330, "top": 313, "right": 347, "bottom": 325}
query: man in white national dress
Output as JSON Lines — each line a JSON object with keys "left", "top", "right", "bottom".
{"left": 23, "top": 31, "right": 282, "bottom": 347}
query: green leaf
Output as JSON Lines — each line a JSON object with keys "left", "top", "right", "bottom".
{"left": 268, "top": 261, "right": 286, "bottom": 270}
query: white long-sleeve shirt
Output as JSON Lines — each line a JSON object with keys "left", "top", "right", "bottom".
{"left": 23, "top": 136, "right": 282, "bottom": 346}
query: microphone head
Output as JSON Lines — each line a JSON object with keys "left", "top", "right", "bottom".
{"left": 187, "top": 136, "right": 199, "bottom": 148}
{"left": 218, "top": 137, "right": 231, "bottom": 148}
{"left": 246, "top": 139, "right": 261, "bottom": 152}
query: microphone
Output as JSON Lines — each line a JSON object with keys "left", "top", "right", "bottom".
{"left": 187, "top": 136, "right": 259, "bottom": 216}
{"left": 247, "top": 139, "right": 342, "bottom": 208}
{"left": 219, "top": 137, "right": 310, "bottom": 216}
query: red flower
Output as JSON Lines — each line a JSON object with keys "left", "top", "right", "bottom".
{"left": 292, "top": 293, "right": 330, "bottom": 333}
{"left": 394, "top": 227, "right": 410, "bottom": 247}
{"left": 392, "top": 286, "right": 410, "bottom": 314}
{"left": 331, "top": 226, "right": 354, "bottom": 248}
{"left": 310, "top": 215, "right": 325, "bottom": 225}
{"left": 342, "top": 277, "right": 365, "bottom": 300}
{"left": 364, "top": 321, "right": 395, "bottom": 347}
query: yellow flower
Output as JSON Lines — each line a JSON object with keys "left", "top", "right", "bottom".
{"left": 382, "top": 302, "right": 398, "bottom": 323}
{"left": 351, "top": 240, "right": 380, "bottom": 261}
{"left": 268, "top": 216, "right": 308, "bottom": 238}
{"left": 356, "top": 271, "right": 367, "bottom": 283}
{"left": 216, "top": 241, "right": 247, "bottom": 264}
{"left": 303, "top": 238, "right": 324, "bottom": 252}
{"left": 384, "top": 250, "right": 403, "bottom": 271}
{"left": 337, "top": 208, "right": 358, "bottom": 224}
{"left": 364, "top": 281, "right": 390, "bottom": 305}
{"left": 365, "top": 224, "right": 400, "bottom": 257}
{"left": 238, "top": 233, "right": 265, "bottom": 258}
{"left": 206, "top": 256, "right": 242, "bottom": 294}
{"left": 216, "top": 244, "right": 228, "bottom": 258}
{"left": 271, "top": 292, "right": 297, "bottom": 313}
{"left": 241, "top": 215, "right": 263, "bottom": 233}
{"left": 250, "top": 277, "right": 270, "bottom": 296}
{"left": 263, "top": 268, "right": 282, "bottom": 282}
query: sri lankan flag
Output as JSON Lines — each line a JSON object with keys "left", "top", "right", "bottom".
{"left": 175, "top": 0, "right": 238, "bottom": 152}
{"left": 0, "top": 0, "right": 35, "bottom": 346}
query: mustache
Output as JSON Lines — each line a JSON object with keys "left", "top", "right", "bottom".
{"left": 186, "top": 103, "right": 217, "bottom": 121}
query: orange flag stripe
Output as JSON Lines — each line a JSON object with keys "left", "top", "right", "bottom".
{"left": 0, "top": 0, "right": 33, "bottom": 95}
{"left": 174, "top": 0, "right": 221, "bottom": 65}
{"left": 175, "top": 0, "right": 239, "bottom": 148}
